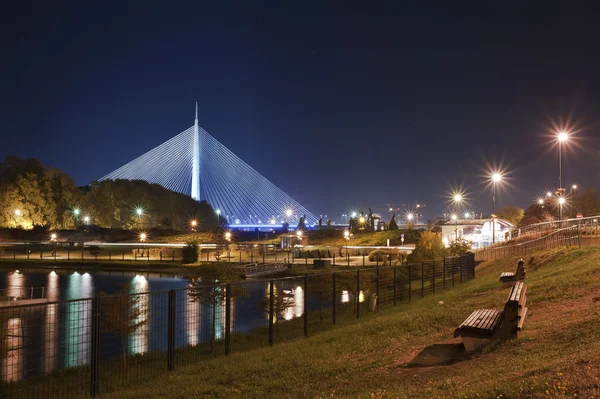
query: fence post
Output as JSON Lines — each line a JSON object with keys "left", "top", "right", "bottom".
{"left": 408, "top": 264, "right": 412, "bottom": 303}
{"left": 90, "top": 296, "right": 100, "bottom": 397}
{"left": 356, "top": 269, "right": 360, "bottom": 319}
{"left": 269, "top": 280, "right": 274, "bottom": 346}
{"left": 160, "top": 251, "right": 162, "bottom": 262}
{"left": 225, "top": 284, "right": 231, "bottom": 355}
{"left": 304, "top": 276, "right": 308, "bottom": 336}
{"left": 332, "top": 254, "right": 335, "bottom": 266}
{"left": 421, "top": 261, "right": 425, "bottom": 298}
{"left": 240, "top": 251, "right": 242, "bottom": 263}
{"left": 362, "top": 254, "right": 365, "bottom": 267}
{"left": 332, "top": 273, "right": 337, "bottom": 325}
{"left": 393, "top": 267, "right": 397, "bottom": 306}
{"left": 442, "top": 258, "right": 446, "bottom": 290}
{"left": 168, "top": 290, "right": 175, "bottom": 371}
{"left": 432, "top": 261, "right": 436, "bottom": 294}
{"left": 376, "top": 266, "right": 380, "bottom": 310}
{"left": 452, "top": 257, "right": 455, "bottom": 287}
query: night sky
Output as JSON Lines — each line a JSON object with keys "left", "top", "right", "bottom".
{"left": 3, "top": 1, "right": 600, "bottom": 221}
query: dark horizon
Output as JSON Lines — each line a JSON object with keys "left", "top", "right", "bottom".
{"left": 3, "top": 1, "right": 600, "bottom": 220}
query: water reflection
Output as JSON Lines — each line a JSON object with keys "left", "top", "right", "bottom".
{"left": 129, "top": 275, "right": 149, "bottom": 355}
{"left": 64, "top": 273, "right": 93, "bottom": 368}
{"left": 2, "top": 318, "right": 24, "bottom": 382}
{"left": 44, "top": 272, "right": 59, "bottom": 374}
{"left": 186, "top": 284, "right": 200, "bottom": 346}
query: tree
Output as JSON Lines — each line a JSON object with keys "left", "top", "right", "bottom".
{"left": 188, "top": 264, "right": 244, "bottom": 352}
{"left": 407, "top": 230, "right": 447, "bottom": 262}
{"left": 388, "top": 214, "right": 399, "bottom": 230}
{"left": 495, "top": 206, "right": 524, "bottom": 225}
{"left": 100, "top": 284, "right": 148, "bottom": 369}
{"left": 448, "top": 238, "right": 472, "bottom": 256}
{"left": 573, "top": 186, "right": 600, "bottom": 217}
{"left": 259, "top": 284, "right": 295, "bottom": 335}
{"left": 182, "top": 241, "right": 199, "bottom": 263}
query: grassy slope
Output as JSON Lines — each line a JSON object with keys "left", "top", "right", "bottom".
{"left": 107, "top": 247, "right": 600, "bottom": 399}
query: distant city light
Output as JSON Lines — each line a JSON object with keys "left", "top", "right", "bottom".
{"left": 296, "top": 230, "right": 303, "bottom": 238}
{"left": 216, "top": 209, "right": 221, "bottom": 215}
{"left": 464, "top": 212, "right": 470, "bottom": 218}
{"left": 270, "top": 218, "right": 276, "bottom": 224}
{"left": 351, "top": 212, "right": 357, "bottom": 218}
{"left": 286, "top": 209, "right": 293, "bottom": 217}
{"left": 389, "top": 207, "right": 393, "bottom": 212}
{"left": 572, "top": 184, "right": 578, "bottom": 190}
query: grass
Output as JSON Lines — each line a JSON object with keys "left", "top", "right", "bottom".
{"left": 104, "top": 246, "right": 600, "bottom": 398}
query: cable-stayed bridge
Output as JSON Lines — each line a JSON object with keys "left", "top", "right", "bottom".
{"left": 100, "top": 105, "right": 317, "bottom": 227}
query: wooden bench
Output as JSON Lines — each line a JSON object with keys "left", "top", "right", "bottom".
{"left": 499, "top": 258, "right": 526, "bottom": 287}
{"left": 455, "top": 281, "right": 528, "bottom": 351}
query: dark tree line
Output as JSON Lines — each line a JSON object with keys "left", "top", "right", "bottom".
{"left": 0, "top": 156, "right": 222, "bottom": 231}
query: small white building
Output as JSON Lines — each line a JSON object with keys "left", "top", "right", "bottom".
{"left": 441, "top": 218, "right": 516, "bottom": 249}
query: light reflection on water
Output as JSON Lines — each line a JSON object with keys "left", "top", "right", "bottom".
{"left": 0, "top": 270, "right": 354, "bottom": 383}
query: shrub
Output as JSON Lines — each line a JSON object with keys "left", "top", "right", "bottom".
{"left": 182, "top": 241, "right": 199, "bottom": 264}
{"left": 368, "top": 250, "right": 387, "bottom": 262}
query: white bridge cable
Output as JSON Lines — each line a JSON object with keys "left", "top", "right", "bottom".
{"left": 99, "top": 123, "right": 317, "bottom": 225}
{"left": 198, "top": 128, "right": 316, "bottom": 224}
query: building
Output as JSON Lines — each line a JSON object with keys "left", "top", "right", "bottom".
{"left": 441, "top": 218, "right": 516, "bottom": 249}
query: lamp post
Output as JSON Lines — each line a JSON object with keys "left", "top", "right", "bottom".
{"left": 451, "top": 214, "right": 458, "bottom": 241}
{"left": 491, "top": 172, "right": 502, "bottom": 243}
{"left": 557, "top": 131, "right": 569, "bottom": 195}
{"left": 558, "top": 197, "right": 566, "bottom": 227}
{"left": 343, "top": 229, "right": 350, "bottom": 263}
{"left": 571, "top": 184, "right": 578, "bottom": 216}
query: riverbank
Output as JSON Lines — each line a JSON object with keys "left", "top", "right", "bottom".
{"left": 107, "top": 246, "right": 600, "bottom": 398}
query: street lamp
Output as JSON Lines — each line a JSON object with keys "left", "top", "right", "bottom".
{"left": 490, "top": 172, "right": 503, "bottom": 243}
{"left": 14, "top": 209, "right": 21, "bottom": 216}
{"left": 351, "top": 212, "right": 357, "bottom": 218}
{"left": 296, "top": 230, "right": 303, "bottom": 239}
{"left": 190, "top": 220, "right": 198, "bottom": 230}
{"left": 546, "top": 191, "right": 553, "bottom": 198}
{"left": 50, "top": 233, "right": 57, "bottom": 242}
{"left": 225, "top": 231, "right": 232, "bottom": 242}
{"left": 464, "top": 212, "right": 470, "bottom": 219}
{"left": 135, "top": 208, "right": 144, "bottom": 217}
{"left": 451, "top": 214, "right": 458, "bottom": 241}
{"left": 557, "top": 131, "right": 569, "bottom": 199}
{"left": 537, "top": 198, "right": 544, "bottom": 205}
{"left": 343, "top": 230, "right": 350, "bottom": 260}
{"left": 558, "top": 197, "right": 566, "bottom": 225}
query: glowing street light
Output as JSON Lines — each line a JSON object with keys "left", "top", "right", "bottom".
{"left": 14, "top": 209, "right": 21, "bottom": 216}
{"left": 546, "top": 191, "right": 553, "bottom": 198}
{"left": 343, "top": 230, "right": 350, "bottom": 239}
{"left": 537, "top": 198, "right": 544, "bottom": 205}
{"left": 73, "top": 208, "right": 80, "bottom": 217}
{"left": 225, "top": 231, "right": 232, "bottom": 242}
{"left": 359, "top": 216, "right": 366, "bottom": 224}
{"left": 557, "top": 131, "right": 569, "bottom": 202}
{"left": 296, "top": 230, "right": 303, "bottom": 239}
{"left": 490, "top": 171, "right": 503, "bottom": 244}
{"left": 135, "top": 208, "right": 144, "bottom": 217}
{"left": 351, "top": 212, "right": 357, "bottom": 218}
{"left": 215, "top": 209, "right": 221, "bottom": 216}
{"left": 558, "top": 197, "right": 566, "bottom": 205}
{"left": 453, "top": 193, "right": 462, "bottom": 203}
{"left": 464, "top": 212, "right": 470, "bottom": 219}
{"left": 190, "top": 220, "right": 198, "bottom": 229}
{"left": 83, "top": 216, "right": 91, "bottom": 225}
{"left": 572, "top": 184, "right": 578, "bottom": 190}
{"left": 406, "top": 213, "right": 414, "bottom": 221}
{"left": 50, "top": 233, "right": 57, "bottom": 241}
{"left": 139, "top": 233, "right": 147, "bottom": 242}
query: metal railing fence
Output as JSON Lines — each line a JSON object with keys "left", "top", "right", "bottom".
{"left": 475, "top": 225, "right": 581, "bottom": 262}
{"left": 0, "top": 253, "right": 475, "bottom": 398}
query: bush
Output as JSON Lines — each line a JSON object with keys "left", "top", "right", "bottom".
{"left": 182, "top": 242, "right": 199, "bottom": 264}
{"left": 368, "top": 250, "right": 387, "bottom": 262}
